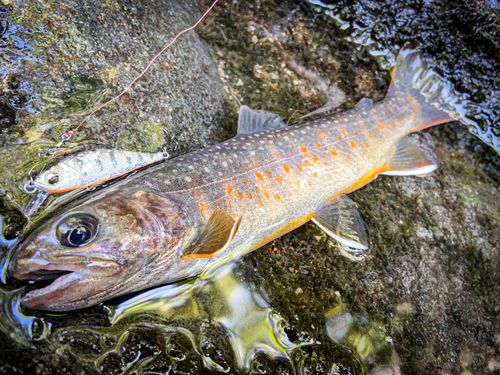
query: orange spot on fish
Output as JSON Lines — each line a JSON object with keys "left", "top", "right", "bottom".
{"left": 319, "top": 134, "right": 325, "bottom": 140}
{"left": 350, "top": 141, "right": 356, "bottom": 148}
{"left": 354, "top": 131, "right": 358, "bottom": 135}
{"left": 266, "top": 170, "right": 273, "bottom": 178}
{"left": 368, "top": 133, "right": 374, "bottom": 140}
{"left": 407, "top": 96, "right": 413, "bottom": 102}
{"left": 173, "top": 192, "right": 179, "bottom": 197}
{"left": 242, "top": 178, "right": 248, "bottom": 185}
{"left": 256, "top": 163, "right": 262, "bottom": 168}
{"left": 255, "top": 187, "right": 260, "bottom": 193}
{"left": 265, "top": 160, "right": 271, "bottom": 165}
{"left": 389, "top": 108, "right": 394, "bottom": 113}
{"left": 313, "top": 172, "right": 318, "bottom": 178}
{"left": 347, "top": 156, "right": 352, "bottom": 161}
{"left": 233, "top": 213, "right": 237, "bottom": 219}
{"left": 258, "top": 201, "right": 264, "bottom": 207}
{"left": 283, "top": 163, "right": 291, "bottom": 173}
{"left": 304, "top": 160, "right": 312, "bottom": 167}
{"left": 204, "top": 180, "right": 210, "bottom": 185}
{"left": 276, "top": 176, "right": 283, "bottom": 184}
{"left": 364, "top": 142, "right": 369, "bottom": 148}
{"left": 323, "top": 161, "right": 329, "bottom": 166}
{"left": 336, "top": 137, "right": 341, "bottom": 141}
{"left": 239, "top": 167, "right": 245, "bottom": 172}
{"left": 274, "top": 194, "right": 280, "bottom": 201}
{"left": 377, "top": 123, "right": 384, "bottom": 130}
{"left": 394, "top": 120, "right": 399, "bottom": 126}
{"left": 313, "top": 155, "right": 319, "bottom": 163}
{"left": 256, "top": 172, "right": 264, "bottom": 181}
{"left": 246, "top": 193, "right": 252, "bottom": 199}
{"left": 339, "top": 129, "right": 345, "bottom": 135}
{"left": 200, "top": 203, "right": 207, "bottom": 212}
{"left": 188, "top": 190, "right": 195, "bottom": 197}
{"left": 271, "top": 151, "right": 278, "bottom": 157}
{"left": 330, "top": 150, "right": 338, "bottom": 156}
{"left": 288, "top": 191, "right": 293, "bottom": 196}
{"left": 410, "top": 111, "right": 415, "bottom": 116}
{"left": 237, "top": 192, "right": 244, "bottom": 200}
{"left": 216, "top": 197, "right": 221, "bottom": 205}
{"left": 372, "top": 127, "right": 377, "bottom": 132}
{"left": 263, "top": 190, "right": 270, "bottom": 199}
{"left": 414, "top": 106, "right": 419, "bottom": 112}
{"left": 386, "top": 122, "right": 392, "bottom": 128}
{"left": 308, "top": 180, "right": 312, "bottom": 186}
{"left": 301, "top": 147, "right": 308, "bottom": 153}
{"left": 242, "top": 207, "right": 246, "bottom": 214}
{"left": 297, "top": 163, "right": 303, "bottom": 172}
{"left": 226, "top": 186, "right": 232, "bottom": 194}
{"left": 288, "top": 152, "right": 293, "bottom": 157}
{"left": 359, "top": 120, "right": 364, "bottom": 126}
{"left": 315, "top": 143, "right": 321, "bottom": 149}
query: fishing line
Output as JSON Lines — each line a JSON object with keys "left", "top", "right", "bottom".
{"left": 62, "top": 0, "right": 220, "bottom": 143}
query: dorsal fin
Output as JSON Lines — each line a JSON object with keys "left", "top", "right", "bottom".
{"left": 237, "top": 105, "right": 287, "bottom": 135}
{"left": 381, "top": 136, "right": 437, "bottom": 176}
{"left": 181, "top": 210, "right": 242, "bottom": 259}
{"left": 312, "top": 195, "right": 369, "bottom": 250}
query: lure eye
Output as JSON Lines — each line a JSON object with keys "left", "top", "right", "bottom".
{"left": 56, "top": 214, "right": 100, "bottom": 247}
{"left": 46, "top": 173, "right": 60, "bottom": 185}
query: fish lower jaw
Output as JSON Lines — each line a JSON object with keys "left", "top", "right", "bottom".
{"left": 21, "top": 271, "right": 82, "bottom": 310}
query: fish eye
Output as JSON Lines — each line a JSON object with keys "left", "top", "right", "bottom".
{"left": 46, "top": 173, "right": 60, "bottom": 185}
{"left": 56, "top": 214, "right": 100, "bottom": 247}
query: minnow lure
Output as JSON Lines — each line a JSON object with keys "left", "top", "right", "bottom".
{"left": 10, "top": 47, "right": 467, "bottom": 311}
{"left": 24, "top": 149, "right": 169, "bottom": 194}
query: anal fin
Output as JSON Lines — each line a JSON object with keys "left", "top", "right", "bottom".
{"left": 181, "top": 210, "right": 242, "bottom": 260}
{"left": 381, "top": 136, "right": 437, "bottom": 176}
{"left": 312, "top": 195, "right": 369, "bottom": 250}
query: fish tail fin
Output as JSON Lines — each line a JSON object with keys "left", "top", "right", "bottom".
{"left": 388, "top": 44, "right": 466, "bottom": 132}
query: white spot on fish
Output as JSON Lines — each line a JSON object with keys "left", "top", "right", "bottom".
{"left": 250, "top": 151, "right": 256, "bottom": 156}
{"left": 188, "top": 165, "right": 194, "bottom": 170}
{"left": 185, "top": 176, "right": 192, "bottom": 182}
{"left": 300, "top": 131, "right": 306, "bottom": 134}
{"left": 204, "top": 167, "right": 210, "bottom": 172}
{"left": 222, "top": 161, "right": 228, "bottom": 167}
{"left": 284, "top": 136, "right": 289, "bottom": 140}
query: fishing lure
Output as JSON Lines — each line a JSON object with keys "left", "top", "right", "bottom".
{"left": 24, "top": 149, "right": 169, "bottom": 194}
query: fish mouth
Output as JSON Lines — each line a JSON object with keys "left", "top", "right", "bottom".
{"left": 9, "top": 247, "right": 124, "bottom": 311}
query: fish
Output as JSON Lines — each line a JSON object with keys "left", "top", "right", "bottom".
{"left": 25, "top": 149, "right": 168, "bottom": 194}
{"left": 9, "top": 46, "right": 465, "bottom": 311}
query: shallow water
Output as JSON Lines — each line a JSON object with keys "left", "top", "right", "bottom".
{"left": 1, "top": 0, "right": 499, "bottom": 374}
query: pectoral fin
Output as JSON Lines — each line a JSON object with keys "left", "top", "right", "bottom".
{"left": 181, "top": 210, "right": 242, "bottom": 260}
{"left": 381, "top": 136, "right": 437, "bottom": 176}
{"left": 312, "top": 195, "right": 369, "bottom": 250}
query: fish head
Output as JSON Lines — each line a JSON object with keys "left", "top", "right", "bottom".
{"left": 34, "top": 163, "right": 84, "bottom": 193}
{"left": 9, "top": 188, "right": 190, "bottom": 311}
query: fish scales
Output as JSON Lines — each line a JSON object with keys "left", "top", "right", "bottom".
{"left": 10, "top": 46, "right": 467, "bottom": 311}
{"left": 136, "top": 95, "right": 416, "bottom": 255}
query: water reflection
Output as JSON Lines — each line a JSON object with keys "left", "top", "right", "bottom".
{"left": 113, "top": 264, "right": 298, "bottom": 370}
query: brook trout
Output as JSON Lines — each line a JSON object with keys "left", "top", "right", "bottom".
{"left": 9, "top": 47, "right": 464, "bottom": 311}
